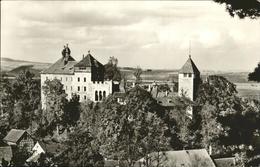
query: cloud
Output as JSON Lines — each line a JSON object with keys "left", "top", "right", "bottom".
{"left": 1, "top": 1, "right": 260, "bottom": 71}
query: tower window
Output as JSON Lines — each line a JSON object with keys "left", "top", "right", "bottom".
{"left": 84, "top": 86, "right": 86, "bottom": 91}
{"left": 84, "top": 77, "right": 86, "bottom": 82}
{"left": 78, "top": 77, "right": 80, "bottom": 82}
{"left": 78, "top": 86, "right": 80, "bottom": 91}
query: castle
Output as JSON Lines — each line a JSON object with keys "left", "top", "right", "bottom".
{"left": 41, "top": 45, "right": 201, "bottom": 115}
{"left": 40, "top": 45, "right": 118, "bottom": 109}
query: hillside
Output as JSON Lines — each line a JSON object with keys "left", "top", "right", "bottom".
{"left": 1, "top": 57, "right": 250, "bottom": 83}
{"left": 1, "top": 57, "right": 51, "bottom": 72}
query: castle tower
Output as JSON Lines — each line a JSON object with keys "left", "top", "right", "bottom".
{"left": 178, "top": 55, "right": 200, "bottom": 116}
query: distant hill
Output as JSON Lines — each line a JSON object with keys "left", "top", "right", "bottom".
{"left": 7, "top": 65, "right": 43, "bottom": 78}
{"left": 1, "top": 57, "right": 51, "bottom": 72}
{"left": 1, "top": 57, "right": 250, "bottom": 83}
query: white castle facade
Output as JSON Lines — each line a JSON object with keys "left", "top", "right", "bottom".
{"left": 40, "top": 45, "right": 117, "bottom": 109}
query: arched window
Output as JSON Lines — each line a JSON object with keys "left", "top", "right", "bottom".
{"left": 95, "top": 91, "right": 98, "bottom": 101}
{"left": 99, "top": 91, "right": 102, "bottom": 101}
{"left": 103, "top": 91, "right": 106, "bottom": 98}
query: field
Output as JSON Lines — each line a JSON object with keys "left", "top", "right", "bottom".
{"left": 236, "top": 83, "right": 260, "bottom": 100}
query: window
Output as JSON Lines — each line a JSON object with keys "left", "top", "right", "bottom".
{"left": 84, "top": 77, "right": 86, "bottom": 82}
{"left": 184, "top": 73, "right": 187, "bottom": 77}
{"left": 84, "top": 95, "right": 86, "bottom": 100}
{"left": 71, "top": 86, "right": 73, "bottom": 91}
{"left": 95, "top": 91, "right": 98, "bottom": 101}
{"left": 78, "top": 77, "right": 80, "bottom": 82}
{"left": 60, "top": 77, "right": 62, "bottom": 81}
{"left": 46, "top": 77, "right": 48, "bottom": 80}
{"left": 78, "top": 86, "right": 80, "bottom": 91}
{"left": 99, "top": 91, "right": 102, "bottom": 101}
{"left": 71, "top": 77, "right": 73, "bottom": 81}
{"left": 103, "top": 91, "right": 106, "bottom": 98}
{"left": 84, "top": 86, "right": 86, "bottom": 91}
{"left": 188, "top": 73, "right": 192, "bottom": 77}
{"left": 78, "top": 95, "right": 80, "bottom": 99}
{"left": 66, "top": 77, "right": 68, "bottom": 81}
{"left": 66, "top": 86, "right": 67, "bottom": 90}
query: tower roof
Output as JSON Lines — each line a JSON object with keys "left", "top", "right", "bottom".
{"left": 179, "top": 56, "right": 200, "bottom": 74}
{"left": 74, "top": 53, "right": 103, "bottom": 68}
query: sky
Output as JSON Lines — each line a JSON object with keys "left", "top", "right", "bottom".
{"left": 1, "top": 1, "right": 260, "bottom": 71}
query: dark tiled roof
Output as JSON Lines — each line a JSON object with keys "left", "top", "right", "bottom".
{"left": 179, "top": 56, "right": 200, "bottom": 74}
{"left": 0, "top": 146, "right": 12, "bottom": 162}
{"left": 3, "top": 129, "right": 26, "bottom": 144}
{"left": 41, "top": 56, "right": 77, "bottom": 74}
{"left": 74, "top": 54, "right": 103, "bottom": 68}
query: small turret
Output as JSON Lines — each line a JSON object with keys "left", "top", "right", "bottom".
{"left": 62, "top": 44, "right": 71, "bottom": 65}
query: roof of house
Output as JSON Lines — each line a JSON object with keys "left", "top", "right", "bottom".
{"left": 179, "top": 56, "right": 200, "bottom": 74}
{"left": 0, "top": 146, "right": 13, "bottom": 162}
{"left": 3, "top": 129, "right": 27, "bottom": 144}
{"left": 114, "top": 92, "right": 126, "bottom": 98}
{"left": 41, "top": 56, "right": 77, "bottom": 74}
{"left": 35, "top": 140, "right": 65, "bottom": 155}
{"left": 213, "top": 157, "right": 236, "bottom": 167}
{"left": 74, "top": 54, "right": 103, "bottom": 68}
{"left": 139, "top": 149, "right": 216, "bottom": 167}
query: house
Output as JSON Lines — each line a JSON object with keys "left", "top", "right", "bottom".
{"left": 213, "top": 157, "right": 237, "bottom": 167}
{"left": 26, "top": 141, "right": 45, "bottom": 163}
{"left": 40, "top": 45, "right": 119, "bottom": 109}
{"left": 3, "top": 129, "right": 34, "bottom": 151}
{"left": 0, "top": 143, "right": 13, "bottom": 165}
{"left": 138, "top": 149, "right": 216, "bottom": 167}
{"left": 26, "top": 140, "right": 66, "bottom": 163}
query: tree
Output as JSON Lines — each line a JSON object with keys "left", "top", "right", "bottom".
{"left": 42, "top": 79, "right": 68, "bottom": 134}
{"left": 248, "top": 62, "right": 260, "bottom": 82}
{"left": 0, "top": 73, "right": 14, "bottom": 115}
{"left": 195, "top": 75, "right": 260, "bottom": 159}
{"left": 200, "top": 103, "right": 223, "bottom": 154}
{"left": 104, "top": 56, "right": 122, "bottom": 81}
{"left": 63, "top": 94, "right": 81, "bottom": 127}
{"left": 213, "top": 0, "right": 260, "bottom": 19}
{"left": 0, "top": 70, "right": 40, "bottom": 130}
{"left": 97, "top": 86, "right": 171, "bottom": 167}
{"left": 133, "top": 66, "right": 142, "bottom": 85}
{"left": 167, "top": 96, "right": 195, "bottom": 149}
{"left": 57, "top": 127, "right": 104, "bottom": 167}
